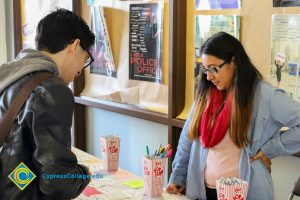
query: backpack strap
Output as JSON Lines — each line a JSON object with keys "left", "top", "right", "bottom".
{"left": 0, "top": 72, "right": 54, "bottom": 147}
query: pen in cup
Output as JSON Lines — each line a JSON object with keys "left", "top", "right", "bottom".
{"left": 146, "top": 145, "right": 150, "bottom": 158}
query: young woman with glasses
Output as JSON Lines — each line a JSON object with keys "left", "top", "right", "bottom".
{"left": 166, "top": 32, "right": 300, "bottom": 200}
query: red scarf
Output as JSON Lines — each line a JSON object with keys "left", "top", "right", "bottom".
{"left": 199, "top": 87, "right": 233, "bottom": 148}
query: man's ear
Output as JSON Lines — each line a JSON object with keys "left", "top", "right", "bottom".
{"left": 68, "top": 39, "right": 81, "bottom": 56}
{"left": 232, "top": 56, "right": 236, "bottom": 64}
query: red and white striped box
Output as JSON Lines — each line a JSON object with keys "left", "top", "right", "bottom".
{"left": 142, "top": 156, "right": 166, "bottom": 198}
{"left": 216, "top": 177, "right": 248, "bottom": 200}
{"left": 100, "top": 136, "right": 120, "bottom": 172}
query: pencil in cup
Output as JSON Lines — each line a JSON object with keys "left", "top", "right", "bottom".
{"left": 151, "top": 144, "right": 173, "bottom": 159}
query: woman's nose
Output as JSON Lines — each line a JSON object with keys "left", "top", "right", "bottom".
{"left": 206, "top": 71, "right": 214, "bottom": 81}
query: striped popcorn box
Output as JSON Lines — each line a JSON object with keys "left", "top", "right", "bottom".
{"left": 216, "top": 177, "right": 248, "bottom": 200}
{"left": 100, "top": 135, "right": 120, "bottom": 172}
{"left": 142, "top": 156, "right": 166, "bottom": 198}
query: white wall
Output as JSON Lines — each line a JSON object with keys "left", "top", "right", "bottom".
{"left": 86, "top": 107, "right": 168, "bottom": 181}
{"left": 0, "top": 0, "right": 7, "bottom": 63}
{"left": 272, "top": 156, "right": 300, "bottom": 200}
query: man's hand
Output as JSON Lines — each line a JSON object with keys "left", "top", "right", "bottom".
{"left": 250, "top": 149, "right": 272, "bottom": 173}
{"left": 166, "top": 183, "right": 185, "bottom": 195}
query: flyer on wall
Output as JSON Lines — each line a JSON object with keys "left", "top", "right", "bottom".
{"left": 129, "top": 3, "right": 164, "bottom": 83}
{"left": 273, "top": 0, "right": 300, "bottom": 7}
{"left": 22, "top": 0, "right": 72, "bottom": 49}
{"left": 271, "top": 14, "right": 300, "bottom": 101}
{"left": 195, "top": 0, "right": 241, "bottom": 10}
{"left": 194, "top": 15, "right": 240, "bottom": 94}
{"left": 90, "top": 6, "right": 116, "bottom": 77}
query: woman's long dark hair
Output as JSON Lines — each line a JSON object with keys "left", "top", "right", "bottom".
{"left": 189, "top": 32, "right": 262, "bottom": 148}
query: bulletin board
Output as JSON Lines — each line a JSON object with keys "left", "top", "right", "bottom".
{"left": 20, "top": 0, "right": 73, "bottom": 49}
{"left": 178, "top": 0, "right": 300, "bottom": 119}
{"left": 80, "top": 0, "right": 169, "bottom": 114}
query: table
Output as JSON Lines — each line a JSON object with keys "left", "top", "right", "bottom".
{"left": 72, "top": 147, "right": 189, "bottom": 200}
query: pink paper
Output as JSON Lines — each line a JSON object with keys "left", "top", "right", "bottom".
{"left": 142, "top": 156, "right": 166, "bottom": 198}
{"left": 82, "top": 186, "right": 102, "bottom": 197}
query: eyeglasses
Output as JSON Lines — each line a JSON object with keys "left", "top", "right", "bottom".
{"left": 80, "top": 44, "right": 94, "bottom": 68}
{"left": 200, "top": 61, "right": 227, "bottom": 74}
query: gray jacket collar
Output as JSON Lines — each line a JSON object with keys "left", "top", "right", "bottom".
{"left": 0, "top": 49, "right": 59, "bottom": 93}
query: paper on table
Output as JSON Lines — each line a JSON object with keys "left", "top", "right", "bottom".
{"left": 72, "top": 147, "right": 99, "bottom": 163}
{"left": 81, "top": 158, "right": 102, "bottom": 165}
{"left": 122, "top": 189, "right": 142, "bottom": 197}
{"left": 112, "top": 170, "right": 133, "bottom": 179}
{"left": 91, "top": 177, "right": 118, "bottom": 186}
{"left": 123, "top": 179, "right": 144, "bottom": 189}
{"left": 86, "top": 164, "right": 104, "bottom": 173}
{"left": 82, "top": 186, "right": 102, "bottom": 197}
{"left": 98, "top": 192, "right": 129, "bottom": 200}
{"left": 98, "top": 186, "right": 117, "bottom": 193}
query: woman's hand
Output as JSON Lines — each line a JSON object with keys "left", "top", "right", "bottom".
{"left": 166, "top": 183, "right": 185, "bottom": 195}
{"left": 250, "top": 149, "right": 272, "bottom": 173}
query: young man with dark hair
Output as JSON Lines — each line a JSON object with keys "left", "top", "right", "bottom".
{"left": 0, "top": 9, "right": 95, "bottom": 199}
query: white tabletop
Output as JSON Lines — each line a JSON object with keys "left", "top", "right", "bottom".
{"left": 72, "top": 147, "right": 189, "bottom": 200}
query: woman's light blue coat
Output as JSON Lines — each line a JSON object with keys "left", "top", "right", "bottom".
{"left": 169, "top": 81, "right": 300, "bottom": 200}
